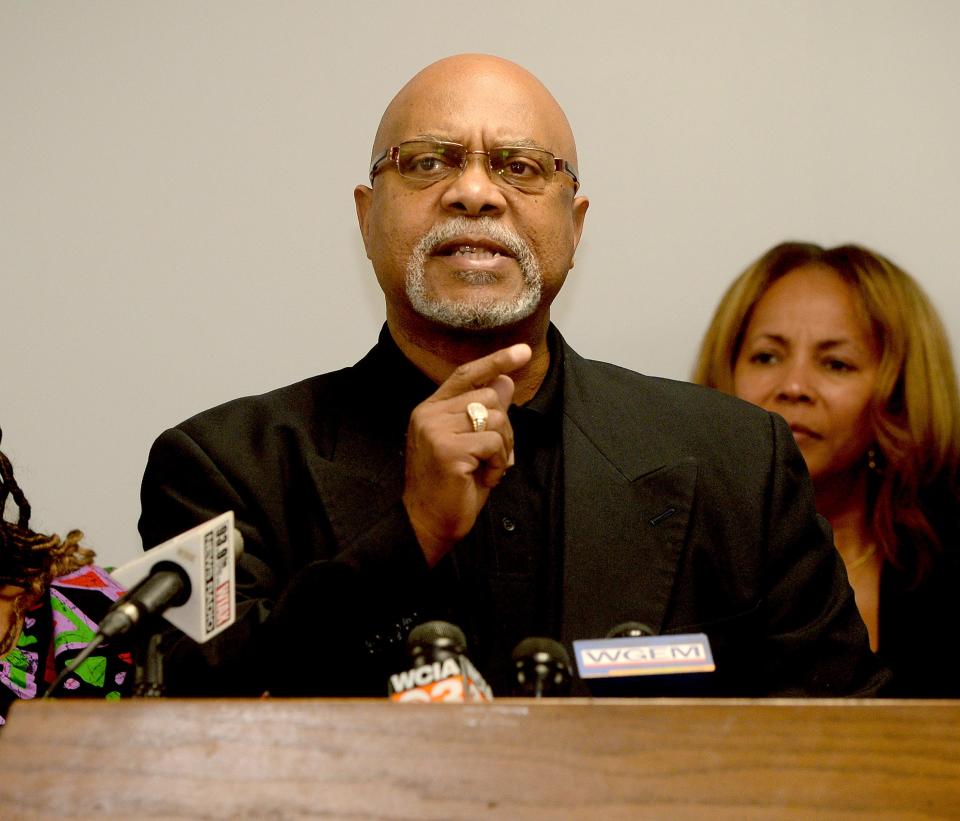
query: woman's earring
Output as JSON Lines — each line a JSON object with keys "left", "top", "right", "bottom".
{"left": 867, "top": 447, "right": 881, "bottom": 473}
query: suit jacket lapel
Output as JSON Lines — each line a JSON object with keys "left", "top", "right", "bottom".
{"left": 561, "top": 343, "right": 698, "bottom": 643}
{"left": 307, "top": 407, "right": 406, "bottom": 553}
{"left": 305, "top": 336, "right": 424, "bottom": 552}
{"left": 302, "top": 334, "right": 698, "bottom": 644}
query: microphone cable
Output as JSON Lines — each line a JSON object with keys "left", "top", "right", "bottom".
{"left": 41, "top": 634, "right": 107, "bottom": 700}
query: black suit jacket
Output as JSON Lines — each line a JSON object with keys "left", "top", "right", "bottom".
{"left": 139, "top": 328, "right": 888, "bottom": 697}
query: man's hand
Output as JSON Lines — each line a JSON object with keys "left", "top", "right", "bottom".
{"left": 403, "top": 343, "right": 533, "bottom": 567}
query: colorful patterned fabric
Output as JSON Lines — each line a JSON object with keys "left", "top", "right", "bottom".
{"left": 0, "top": 565, "right": 133, "bottom": 724}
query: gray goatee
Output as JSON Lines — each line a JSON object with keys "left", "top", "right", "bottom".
{"left": 405, "top": 217, "right": 542, "bottom": 329}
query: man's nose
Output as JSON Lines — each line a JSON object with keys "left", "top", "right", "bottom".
{"left": 439, "top": 155, "right": 508, "bottom": 217}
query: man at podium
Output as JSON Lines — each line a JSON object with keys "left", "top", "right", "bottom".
{"left": 139, "top": 55, "right": 888, "bottom": 699}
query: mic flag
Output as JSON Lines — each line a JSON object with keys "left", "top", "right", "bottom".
{"left": 573, "top": 633, "right": 715, "bottom": 679}
{"left": 109, "top": 511, "right": 239, "bottom": 644}
{"left": 388, "top": 655, "right": 493, "bottom": 703}
{"left": 388, "top": 620, "right": 493, "bottom": 703}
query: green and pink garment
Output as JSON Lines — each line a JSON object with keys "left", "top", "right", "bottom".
{"left": 1, "top": 565, "right": 133, "bottom": 724}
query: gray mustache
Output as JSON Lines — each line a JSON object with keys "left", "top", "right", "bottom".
{"left": 419, "top": 217, "right": 529, "bottom": 260}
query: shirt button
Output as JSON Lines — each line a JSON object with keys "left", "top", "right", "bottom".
{"left": 501, "top": 517, "right": 516, "bottom": 532}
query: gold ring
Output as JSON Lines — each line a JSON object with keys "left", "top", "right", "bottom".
{"left": 466, "top": 402, "right": 489, "bottom": 433}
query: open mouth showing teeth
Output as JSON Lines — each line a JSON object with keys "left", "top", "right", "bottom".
{"left": 435, "top": 239, "right": 513, "bottom": 259}
{"left": 451, "top": 246, "right": 501, "bottom": 258}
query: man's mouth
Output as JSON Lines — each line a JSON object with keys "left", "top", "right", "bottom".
{"left": 449, "top": 246, "right": 503, "bottom": 259}
{"left": 434, "top": 237, "right": 515, "bottom": 259}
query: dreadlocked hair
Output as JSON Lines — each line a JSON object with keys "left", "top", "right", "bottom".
{"left": 0, "top": 428, "right": 95, "bottom": 597}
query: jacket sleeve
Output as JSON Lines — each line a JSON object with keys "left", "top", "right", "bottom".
{"left": 138, "top": 423, "right": 432, "bottom": 697}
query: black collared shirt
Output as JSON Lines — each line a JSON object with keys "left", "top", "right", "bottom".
{"left": 373, "top": 325, "right": 565, "bottom": 695}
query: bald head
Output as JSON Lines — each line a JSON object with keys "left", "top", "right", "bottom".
{"left": 371, "top": 54, "right": 579, "bottom": 170}
{"left": 354, "top": 53, "right": 589, "bottom": 361}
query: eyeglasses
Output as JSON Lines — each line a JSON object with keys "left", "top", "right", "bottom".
{"left": 368, "top": 140, "right": 579, "bottom": 193}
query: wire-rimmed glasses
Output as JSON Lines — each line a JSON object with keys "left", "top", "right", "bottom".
{"left": 369, "top": 140, "right": 579, "bottom": 193}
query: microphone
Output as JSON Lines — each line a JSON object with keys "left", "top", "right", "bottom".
{"left": 512, "top": 637, "right": 573, "bottom": 698}
{"left": 96, "top": 562, "right": 190, "bottom": 640}
{"left": 43, "top": 512, "right": 242, "bottom": 700}
{"left": 572, "top": 622, "right": 716, "bottom": 697}
{"left": 607, "top": 621, "right": 656, "bottom": 639}
{"left": 388, "top": 620, "right": 493, "bottom": 703}
{"left": 106, "top": 511, "right": 243, "bottom": 644}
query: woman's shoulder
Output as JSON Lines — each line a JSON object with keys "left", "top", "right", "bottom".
{"left": 879, "top": 524, "right": 960, "bottom": 698}
{"left": 1, "top": 565, "right": 133, "bottom": 723}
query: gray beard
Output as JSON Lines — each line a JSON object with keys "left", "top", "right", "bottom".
{"left": 405, "top": 217, "right": 542, "bottom": 329}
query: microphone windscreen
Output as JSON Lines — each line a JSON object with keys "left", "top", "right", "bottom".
{"left": 607, "top": 621, "right": 656, "bottom": 638}
{"left": 512, "top": 636, "right": 570, "bottom": 664}
{"left": 512, "top": 636, "right": 573, "bottom": 697}
{"left": 407, "top": 620, "right": 467, "bottom": 664}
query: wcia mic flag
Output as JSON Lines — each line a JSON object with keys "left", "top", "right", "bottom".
{"left": 388, "top": 620, "right": 494, "bottom": 704}
{"left": 388, "top": 655, "right": 493, "bottom": 703}
{"left": 573, "top": 633, "right": 716, "bottom": 679}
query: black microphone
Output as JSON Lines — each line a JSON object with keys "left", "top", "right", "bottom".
{"left": 512, "top": 637, "right": 573, "bottom": 698}
{"left": 408, "top": 619, "right": 467, "bottom": 666}
{"left": 108, "top": 517, "right": 244, "bottom": 644}
{"left": 97, "top": 561, "right": 191, "bottom": 640}
{"left": 607, "top": 621, "right": 656, "bottom": 639}
{"left": 388, "top": 620, "right": 493, "bottom": 703}
{"left": 43, "top": 514, "right": 243, "bottom": 700}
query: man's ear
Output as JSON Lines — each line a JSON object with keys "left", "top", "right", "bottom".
{"left": 569, "top": 194, "right": 589, "bottom": 269}
{"left": 354, "top": 184, "right": 373, "bottom": 258}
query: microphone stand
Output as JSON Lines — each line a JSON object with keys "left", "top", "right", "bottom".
{"left": 133, "top": 628, "right": 166, "bottom": 698}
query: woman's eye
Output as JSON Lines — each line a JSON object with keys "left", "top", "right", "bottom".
{"left": 750, "top": 352, "right": 777, "bottom": 365}
{"left": 825, "top": 359, "right": 855, "bottom": 372}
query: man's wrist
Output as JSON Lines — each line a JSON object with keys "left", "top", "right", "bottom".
{"left": 403, "top": 501, "right": 455, "bottom": 568}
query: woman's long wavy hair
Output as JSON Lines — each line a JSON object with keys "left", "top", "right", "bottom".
{"left": 693, "top": 242, "right": 960, "bottom": 583}
{"left": 1, "top": 428, "right": 94, "bottom": 656}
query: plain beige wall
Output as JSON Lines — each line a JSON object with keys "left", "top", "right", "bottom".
{"left": 3, "top": 1, "right": 958, "bottom": 567}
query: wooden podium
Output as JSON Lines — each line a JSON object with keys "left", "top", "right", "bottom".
{"left": 1, "top": 698, "right": 958, "bottom": 818}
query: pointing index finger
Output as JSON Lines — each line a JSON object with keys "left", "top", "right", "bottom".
{"left": 433, "top": 344, "right": 533, "bottom": 401}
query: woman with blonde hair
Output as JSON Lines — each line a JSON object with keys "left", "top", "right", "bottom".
{"left": 694, "top": 242, "right": 960, "bottom": 697}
